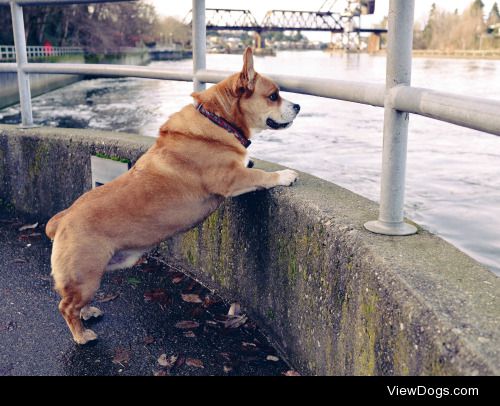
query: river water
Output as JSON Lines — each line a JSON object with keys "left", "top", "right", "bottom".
{"left": 1, "top": 51, "right": 499, "bottom": 275}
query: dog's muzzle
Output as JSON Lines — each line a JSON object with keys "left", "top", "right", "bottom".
{"left": 266, "top": 118, "right": 292, "bottom": 129}
{"left": 266, "top": 103, "right": 300, "bottom": 130}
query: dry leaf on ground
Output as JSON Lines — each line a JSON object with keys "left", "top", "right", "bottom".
{"left": 18, "top": 223, "right": 38, "bottom": 231}
{"left": 224, "top": 315, "right": 248, "bottom": 329}
{"left": 283, "top": 370, "right": 301, "bottom": 376}
{"left": 158, "top": 354, "right": 178, "bottom": 368}
{"left": 185, "top": 358, "right": 204, "bottom": 368}
{"left": 175, "top": 320, "right": 200, "bottom": 329}
{"left": 144, "top": 289, "right": 170, "bottom": 305}
{"left": 202, "top": 294, "right": 221, "bottom": 308}
{"left": 172, "top": 276, "right": 184, "bottom": 284}
{"left": 181, "top": 293, "right": 202, "bottom": 303}
{"left": 143, "top": 336, "right": 155, "bottom": 345}
{"left": 96, "top": 293, "right": 119, "bottom": 303}
{"left": 228, "top": 302, "right": 241, "bottom": 316}
{"left": 112, "top": 347, "right": 130, "bottom": 365}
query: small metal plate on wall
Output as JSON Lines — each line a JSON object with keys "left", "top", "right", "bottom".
{"left": 90, "top": 155, "right": 130, "bottom": 189}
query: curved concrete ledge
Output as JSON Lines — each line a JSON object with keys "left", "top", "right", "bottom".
{"left": 0, "top": 124, "right": 498, "bottom": 376}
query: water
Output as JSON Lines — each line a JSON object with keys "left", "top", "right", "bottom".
{"left": 1, "top": 51, "right": 499, "bottom": 275}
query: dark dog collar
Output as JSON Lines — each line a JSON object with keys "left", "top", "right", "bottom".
{"left": 196, "top": 104, "right": 251, "bottom": 148}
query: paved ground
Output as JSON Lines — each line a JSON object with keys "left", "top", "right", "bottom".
{"left": 0, "top": 212, "right": 294, "bottom": 376}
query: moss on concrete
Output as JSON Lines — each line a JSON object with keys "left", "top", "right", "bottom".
{"left": 1, "top": 125, "right": 499, "bottom": 377}
{"left": 28, "top": 142, "right": 50, "bottom": 180}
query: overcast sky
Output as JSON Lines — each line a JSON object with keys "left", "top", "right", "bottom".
{"left": 147, "top": 0, "right": 497, "bottom": 23}
{"left": 146, "top": 0, "right": 498, "bottom": 41}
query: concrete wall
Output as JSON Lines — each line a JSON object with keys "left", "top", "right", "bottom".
{"left": 0, "top": 56, "right": 85, "bottom": 110}
{"left": 0, "top": 125, "right": 498, "bottom": 376}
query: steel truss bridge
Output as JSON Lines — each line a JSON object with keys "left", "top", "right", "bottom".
{"left": 185, "top": 8, "right": 387, "bottom": 35}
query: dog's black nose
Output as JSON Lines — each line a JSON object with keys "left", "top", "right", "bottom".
{"left": 293, "top": 104, "right": 301, "bottom": 113}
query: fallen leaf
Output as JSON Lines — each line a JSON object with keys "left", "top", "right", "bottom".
{"left": 143, "top": 336, "right": 155, "bottom": 345}
{"left": 242, "top": 342, "right": 257, "bottom": 348}
{"left": 181, "top": 294, "right": 202, "bottom": 304}
{"left": 153, "top": 369, "right": 169, "bottom": 376}
{"left": 183, "top": 280, "right": 198, "bottom": 292}
{"left": 266, "top": 355, "right": 280, "bottom": 362}
{"left": 224, "top": 315, "right": 248, "bottom": 329}
{"left": 228, "top": 302, "right": 241, "bottom": 316}
{"left": 19, "top": 222, "right": 38, "bottom": 231}
{"left": 174, "top": 356, "right": 185, "bottom": 368}
{"left": 158, "top": 354, "right": 178, "bottom": 368}
{"left": 171, "top": 273, "right": 185, "bottom": 284}
{"left": 175, "top": 320, "right": 200, "bottom": 329}
{"left": 127, "top": 277, "right": 141, "bottom": 287}
{"left": 144, "top": 289, "right": 170, "bottom": 305}
{"left": 185, "top": 358, "right": 204, "bottom": 368}
{"left": 219, "top": 352, "right": 232, "bottom": 362}
{"left": 96, "top": 293, "right": 119, "bottom": 303}
{"left": 112, "top": 347, "right": 130, "bottom": 365}
{"left": 183, "top": 331, "right": 196, "bottom": 338}
{"left": 223, "top": 363, "right": 233, "bottom": 374}
{"left": 283, "top": 370, "right": 301, "bottom": 376}
{"left": 202, "top": 294, "right": 221, "bottom": 308}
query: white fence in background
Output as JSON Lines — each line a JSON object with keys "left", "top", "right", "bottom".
{"left": 0, "top": 45, "right": 83, "bottom": 61}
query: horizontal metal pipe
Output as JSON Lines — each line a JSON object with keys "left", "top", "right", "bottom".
{"left": 391, "top": 86, "right": 500, "bottom": 137}
{"left": 2, "top": 62, "right": 499, "bottom": 137}
{"left": 18, "top": 63, "right": 194, "bottom": 81}
{"left": 0, "top": 0, "right": 133, "bottom": 5}
{"left": 0, "top": 63, "right": 18, "bottom": 72}
{"left": 196, "top": 69, "right": 386, "bottom": 107}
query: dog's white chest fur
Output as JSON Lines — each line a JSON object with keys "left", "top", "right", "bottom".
{"left": 243, "top": 152, "right": 250, "bottom": 168}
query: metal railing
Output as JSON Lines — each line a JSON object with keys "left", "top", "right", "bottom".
{"left": 0, "top": 45, "right": 83, "bottom": 61}
{"left": 1, "top": 0, "right": 500, "bottom": 236}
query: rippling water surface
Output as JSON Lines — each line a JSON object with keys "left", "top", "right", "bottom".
{"left": 1, "top": 51, "right": 499, "bottom": 275}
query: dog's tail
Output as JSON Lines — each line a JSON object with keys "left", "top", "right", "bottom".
{"left": 45, "top": 209, "right": 68, "bottom": 240}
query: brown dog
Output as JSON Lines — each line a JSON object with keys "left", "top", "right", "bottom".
{"left": 45, "top": 48, "right": 300, "bottom": 344}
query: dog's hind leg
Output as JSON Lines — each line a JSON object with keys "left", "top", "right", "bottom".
{"left": 51, "top": 239, "right": 111, "bottom": 344}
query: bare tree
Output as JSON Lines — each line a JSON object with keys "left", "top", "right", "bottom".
{"left": 0, "top": 1, "right": 158, "bottom": 52}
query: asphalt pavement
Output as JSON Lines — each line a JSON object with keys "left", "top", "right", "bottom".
{"left": 0, "top": 212, "right": 293, "bottom": 376}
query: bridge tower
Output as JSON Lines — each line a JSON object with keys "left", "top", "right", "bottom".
{"left": 253, "top": 31, "right": 264, "bottom": 49}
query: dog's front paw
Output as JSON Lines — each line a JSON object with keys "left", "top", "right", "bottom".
{"left": 277, "top": 169, "right": 299, "bottom": 186}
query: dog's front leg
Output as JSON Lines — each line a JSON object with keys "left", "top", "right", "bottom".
{"left": 223, "top": 168, "right": 298, "bottom": 197}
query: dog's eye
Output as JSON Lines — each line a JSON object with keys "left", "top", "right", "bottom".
{"left": 268, "top": 92, "right": 279, "bottom": 102}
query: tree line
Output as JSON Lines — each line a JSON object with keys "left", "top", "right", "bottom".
{"left": 0, "top": 1, "right": 190, "bottom": 52}
{"left": 414, "top": 1, "right": 500, "bottom": 50}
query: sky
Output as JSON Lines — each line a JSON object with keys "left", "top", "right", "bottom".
{"left": 147, "top": 0, "right": 498, "bottom": 24}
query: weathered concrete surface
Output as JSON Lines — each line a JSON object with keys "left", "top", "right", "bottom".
{"left": 0, "top": 125, "right": 499, "bottom": 376}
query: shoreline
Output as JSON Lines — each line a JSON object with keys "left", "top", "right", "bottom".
{"left": 367, "top": 49, "right": 500, "bottom": 60}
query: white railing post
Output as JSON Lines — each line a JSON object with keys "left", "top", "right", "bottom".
{"left": 10, "top": 1, "right": 34, "bottom": 127}
{"left": 365, "top": 0, "right": 417, "bottom": 236}
{"left": 192, "top": 0, "right": 206, "bottom": 92}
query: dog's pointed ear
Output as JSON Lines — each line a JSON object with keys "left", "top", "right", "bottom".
{"left": 234, "top": 47, "right": 256, "bottom": 96}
